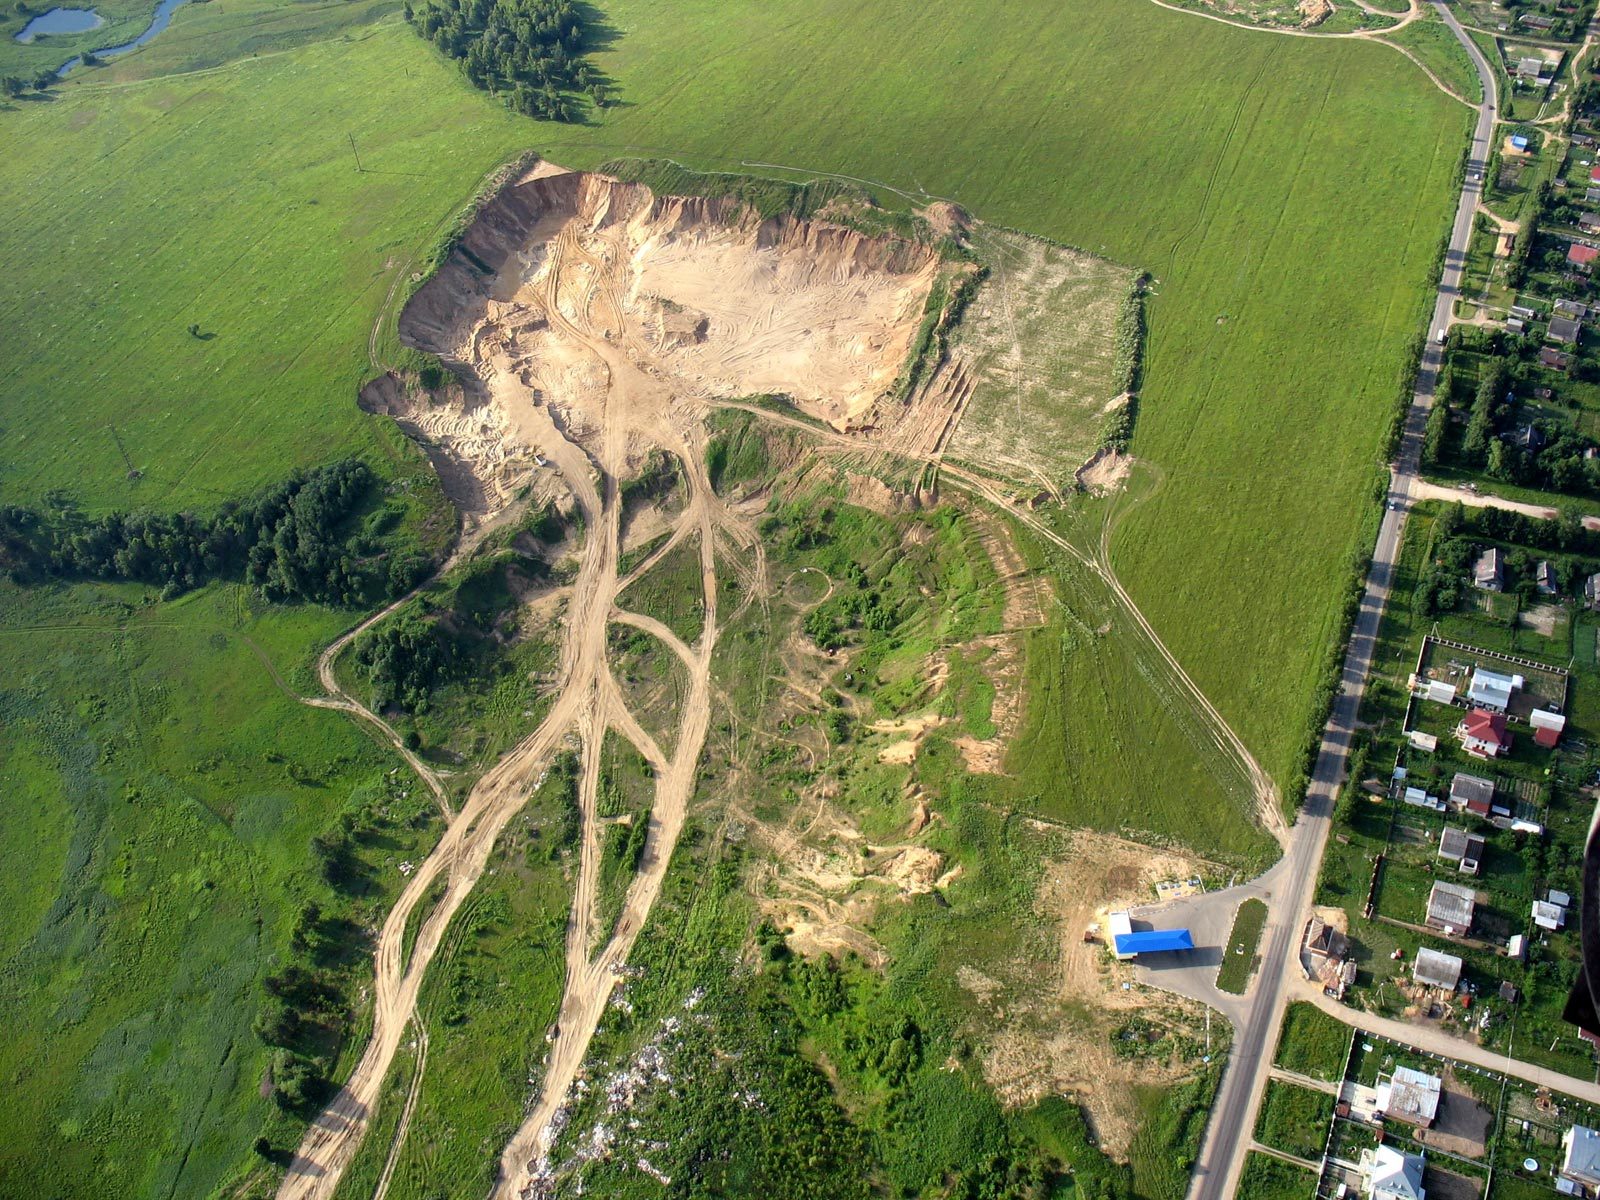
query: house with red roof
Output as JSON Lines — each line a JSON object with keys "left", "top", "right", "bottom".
{"left": 1569, "top": 243, "right": 1600, "bottom": 271}
{"left": 1458, "top": 709, "right": 1510, "bottom": 758}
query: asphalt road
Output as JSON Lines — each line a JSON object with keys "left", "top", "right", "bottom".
{"left": 1185, "top": 15, "right": 1498, "bottom": 1198}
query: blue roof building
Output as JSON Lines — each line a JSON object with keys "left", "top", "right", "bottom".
{"left": 1112, "top": 928, "right": 1195, "bottom": 957}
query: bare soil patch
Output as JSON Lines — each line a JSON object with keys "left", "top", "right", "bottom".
{"left": 977, "top": 830, "right": 1215, "bottom": 1157}
{"left": 393, "top": 166, "right": 942, "bottom": 513}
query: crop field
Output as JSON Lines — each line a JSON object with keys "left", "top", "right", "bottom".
{"left": 944, "top": 228, "right": 1135, "bottom": 494}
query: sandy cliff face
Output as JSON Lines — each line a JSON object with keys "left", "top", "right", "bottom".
{"left": 373, "top": 166, "right": 940, "bottom": 524}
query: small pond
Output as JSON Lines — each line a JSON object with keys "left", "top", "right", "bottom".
{"left": 14, "top": 7, "right": 104, "bottom": 43}
{"left": 56, "top": 0, "right": 189, "bottom": 74}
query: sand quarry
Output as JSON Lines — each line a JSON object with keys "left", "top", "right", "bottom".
{"left": 288, "top": 163, "right": 1200, "bottom": 1200}
{"left": 367, "top": 163, "right": 944, "bottom": 525}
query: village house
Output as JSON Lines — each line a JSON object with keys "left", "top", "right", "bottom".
{"left": 1563, "top": 1126, "right": 1600, "bottom": 1192}
{"left": 1438, "top": 827, "right": 1486, "bottom": 875}
{"left": 1413, "top": 946, "right": 1464, "bottom": 990}
{"left": 1532, "top": 708, "right": 1567, "bottom": 748}
{"left": 1550, "top": 314, "right": 1584, "bottom": 343}
{"left": 1426, "top": 881, "right": 1477, "bottom": 933}
{"left": 1361, "top": 1145, "right": 1427, "bottom": 1200}
{"left": 1467, "top": 667, "right": 1520, "bottom": 713}
{"left": 1458, "top": 708, "right": 1510, "bottom": 758}
{"left": 1473, "top": 547, "right": 1504, "bottom": 591}
{"left": 1305, "top": 914, "right": 1348, "bottom": 960}
{"left": 1450, "top": 772, "right": 1495, "bottom": 816}
{"left": 1567, "top": 243, "right": 1600, "bottom": 272}
{"left": 1587, "top": 571, "right": 1600, "bottom": 611}
{"left": 1379, "top": 1066, "right": 1443, "bottom": 1128}
{"left": 1537, "top": 560, "right": 1559, "bottom": 595}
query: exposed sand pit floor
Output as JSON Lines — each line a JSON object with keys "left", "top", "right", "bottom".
{"left": 394, "top": 167, "right": 942, "bottom": 518}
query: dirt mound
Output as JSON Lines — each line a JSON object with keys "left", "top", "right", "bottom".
{"left": 387, "top": 167, "right": 941, "bottom": 524}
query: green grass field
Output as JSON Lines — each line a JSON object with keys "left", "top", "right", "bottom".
{"left": 1217, "top": 896, "right": 1268, "bottom": 993}
{"left": 0, "top": 580, "right": 438, "bottom": 1198}
{"left": 1274, "top": 1001, "right": 1351, "bottom": 1081}
{"left": 0, "top": 18, "right": 527, "bottom": 515}
{"left": 1237, "top": 1151, "right": 1318, "bottom": 1199}
{"left": 1253, "top": 1079, "right": 1335, "bottom": 1161}
{"left": 1, "top": 0, "right": 1465, "bottom": 801}
{"left": 1380, "top": 11, "right": 1484, "bottom": 104}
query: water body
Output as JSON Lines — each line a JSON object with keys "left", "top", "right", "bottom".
{"left": 14, "top": 7, "right": 104, "bottom": 44}
{"left": 56, "top": 0, "right": 189, "bottom": 75}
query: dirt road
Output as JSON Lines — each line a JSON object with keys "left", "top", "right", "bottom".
{"left": 715, "top": 397, "right": 1285, "bottom": 846}
{"left": 279, "top": 180, "right": 762, "bottom": 1200}
{"left": 281, "top": 168, "right": 1281, "bottom": 1199}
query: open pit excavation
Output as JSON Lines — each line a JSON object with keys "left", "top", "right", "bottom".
{"left": 278, "top": 162, "right": 1280, "bottom": 1200}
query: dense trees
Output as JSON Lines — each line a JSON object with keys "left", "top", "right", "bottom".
{"left": 407, "top": 0, "right": 602, "bottom": 120}
{"left": 0, "top": 459, "right": 430, "bottom": 604}
{"left": 354, "top": 612, "right": 462, "bottom": 712}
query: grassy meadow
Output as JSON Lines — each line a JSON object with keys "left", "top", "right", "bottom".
{"left": 0, "top": 580, "right": 439, "bottom": 1198}
{"left": 1, "top": 0, "right": 1466, "bottom": 796}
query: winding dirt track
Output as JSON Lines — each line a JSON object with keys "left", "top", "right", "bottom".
{"left": 277, "top": 192, "right": 759, "bottom": 1200}
{"left": 715, "top": 399, "right": 1286, "bottom": 845}
{"left": 279, "top": 177, "right": 1273, "bottom": 1200}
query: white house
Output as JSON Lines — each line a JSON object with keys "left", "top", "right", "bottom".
{"left": 1467, "top": 668, "right": 1523, "bottom": 713}
{"left": 1362, "top": 1144, "right": 1426, "bottom": 1200}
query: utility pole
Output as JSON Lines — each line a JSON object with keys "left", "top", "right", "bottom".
{"left": 349, "top": 133, "right": 364, "bottom": 173}
{"left": 107, "top": 424, "right": 138, "bottom": 478}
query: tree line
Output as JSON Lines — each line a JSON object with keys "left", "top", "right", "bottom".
{"left": 0, "top": 459, "right": 430, "bottom": 605}
{"left": 405, "top": 0, "right": 604, "bottom": 121}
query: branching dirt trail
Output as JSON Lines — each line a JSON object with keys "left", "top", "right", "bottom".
{"left": 280, "top": 165, "right": 1278, "bottom": 1200}
{"left": 278, "top": 169, "right": 893, "bottom": 1200}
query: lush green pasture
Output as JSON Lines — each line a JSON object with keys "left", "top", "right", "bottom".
{"left": 1274, "top": 1001, "right": 1351, "bottom": 1081}
{"left": 0, "top": 21, "right": 527, "bottom": 514}
{"left": 1237, "top": 1152, "right": 1318, "bottom": 1199}
{"left": 2, "top": 0, "right": 1466, "bottom": 809}
{"left": 1253, "top": 1080, "right": 1334, "bottom": 1161}
{"left": 1380, "top": 12, "right": 1484, "bottom": 104}
{"left": 0, "top": 580, "right": 431, "bottom": 1199}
